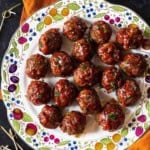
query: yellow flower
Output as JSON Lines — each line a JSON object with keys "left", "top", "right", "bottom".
{"left": 49, "top": 8, "right": 57, "bottom": 16}
{"left": 44, "top": 16, "right": 52, "bottom": 25}
{"left": 61, "top": 8, "right": 69, "bottom": 16}
{"left": 95, "top": 142, "right": 103, "bottom": 150}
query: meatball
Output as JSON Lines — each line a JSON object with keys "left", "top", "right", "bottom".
{"left": 96, "top": 101, "right": 125, "bottom": 131}
{"left": 116, "top": 24, "right": 143, "bottom": 50}
{"left": 73, "top": 61, "right": 99, "bottom": 87}
{"left": 72, "top": 38, "right": 93, "bottom": 62}
{"left": 26, "top": 54, "right": 49, "bottom": 79}
{"left": 101, "top": 66, "right": 123, "bottom": 92}
{"left": 117, "top": 79, "right": 141, "bottom": 106}
{"left": 76, "top": 89, "right": 101, "bottom": 114}
{"left": 27, "top": 81, "right": 51, "bottom": 105}
{"left": 63, "top": 16, "right": 87, "bottom": 41}
{"left": 50, "top": 51, "right": 74, "bottom": 76}
{"left": 119, "top": 53, "right": 146, "bottom": 77}
{"left": 54, "top": 79, "right": 77, "bottom": 107}
{"left": 90, "top": 20, "right": 112, "bottom": 44}
{"left": 39, "top": 28, "right": 62, "bottom": 54}
{"left": 39, "top": 105, "right": 62, "bottom": 129}
{"left": 61, "top": 111, "right": 86, "bottom": 135}
{"left": 98, "top": 42, "right": 121, "bottom": 65}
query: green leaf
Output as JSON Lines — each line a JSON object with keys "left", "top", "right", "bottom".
{"left": 54, "top": 1, "right": 63, "bottom": 8}
{"left": 85, "top": 148, "right": 93, "bottom": 150}
{"left": 23, "top": 112, "right": 33, "bottom": 122}
{"left": 67, "top": 3, "right": 80, "bottom": 10}
{"left": 17, "top": 30, "right": 21, "bottom": 37}
{"left": 133, "top": 16, "right": 139, "bottom": 22}
{"left": 2, "top": 89, "right": 9, "bottom": 95}
{"left": 15, "top": 84, "right": 20, "bottom": 95}
{"left": 144, "top": 123, "right": 149, "bottom": 130}
{"left": 100, "top": 138, "right": 111, "bottom": 145}
{"left": 2, "top": 70, "right": 7, "bottom": 83}
{"left": 58, "top": 140, "right": 70, "bottom": 146}
{"left": 26, "top": 137, "right": 32, "bottom": 143}
{"left": 144, "top": 27, "right": 150, "bottom": 38}
{"left": 24, "top": 43, "right": 29, "bottom": 51}
{"left": 12, "top": 40, "right": 17, "bottom": 47}
{"left": 9, "top": 48, "right": 19, "bottom": 57}
{"left": 135, "top": 107, "right": 141, "bottom": 116}
{"left": 53, "top": 14, "right": 64, "bottom": 21}
{"left": 121, "top": 128, "right": 128, "bottom": 137}
{"left": 146, "top": 101, "right": 150, "bottom": 112}
{"left": 94, "top": 13, "right": 106, "bottom": 18}
{"left": 38, "top": 147, "right": 51, "bottom": 150}
{"left": 110, "top": 6, "right": 126, "bottom": 12}
{"left": 36, "top": 22, "right": 44, "bottom": 32}
{"left": 12, "top": 120, "right": 20, "bottom": 132}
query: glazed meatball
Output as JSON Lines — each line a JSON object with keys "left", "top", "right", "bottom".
{"left": 39, "top": 28, "right": 62, "bottom": 54}
{"left": 72, "top": 38, "right": 93, "bottom": 62}
{"left": 50, "top": 51, "right": 74, "bottom": 76}
{"left": 73, "top": 61, "right": 99, "bottom": 87}
{"left": 116, "top": 24, "right": 143, "bottom": 50}
{"left": 61, "top": 111, "right": 86, "bottom": 135}
{"left": 76, "top": 89, "right": 101, "bottom": 114}
{"left": 101, "top": 66, "right": 123, "bottom": 92}
{"left": 39, "top": 105, "right": 62, "bottom": 129}
{"left": 96, "top": 101, "right": 125, "bottom": 131}
{"left": 119, "top": 53, "right": 146, "bottom": 77}
{"left": 26, "top": 54, "right": 49, "bottom": 79}
{"left": 117, "top": 79, "right": 141, "bottom": 106}
{"left": 54, "top": 79, "right": 77, "bottom": 107}
{"left": 27, "top": 81, "right": 51, "bottom": 105}
{"left": 63, "top": 16, "right": 87, "bottom": 41}
{"left": 90, "top": 20, "right": 112, "bottom": 44}
{"left": 98, "top": 42, "right": 121, "bottom": 65}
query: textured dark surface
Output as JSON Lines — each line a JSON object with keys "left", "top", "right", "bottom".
{"left": 0, "top": 0, "right": 150, "bottom": 149}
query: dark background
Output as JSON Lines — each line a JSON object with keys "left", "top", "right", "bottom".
{"left": 0, "top": 0, "right": 150, "bottom": 149}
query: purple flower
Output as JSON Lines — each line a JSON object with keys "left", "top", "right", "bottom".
{"left": 8, "top": 84, "right": 16, "bottom": 92}
{"left": 137, "top": 115, "right": 146, "bottom": 122}
{"left": 135, "top": 126, "right": 144, "bottom": 136}
{"left": 115, "top": 17, "right": 120, "bottom": 22}
{"left": 10, "top": 76, "right": 19, "bottom": 83}
{"left": 9, "top": 64, "right": 17, "bottom": 73}
{"left": 104, "top": 15, "right": 110, "bottom": 20}
{"left": 109, "top": 19, "right": 114, "bottom": 24}
{"left": 18, "top": 37, "right": 27, "bottom": 44}
{"left": 145, "top": 76, "right": 150, "bottom": 83}
{"left": 21, "top": 23, "right": 29, "bottom": 33}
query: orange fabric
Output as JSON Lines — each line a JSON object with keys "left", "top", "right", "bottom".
{"left": 128, "top": 131, "right": 150, "bottom": 150}
{"left": 20, "top": 0, "right": 56, "bottom": 24}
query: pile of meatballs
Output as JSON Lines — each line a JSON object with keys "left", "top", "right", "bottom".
{"left": 25, "top": 16, "right": 147, "bottom": 134}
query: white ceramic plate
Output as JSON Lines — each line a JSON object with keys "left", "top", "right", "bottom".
{"left": 1, "top": 0, "right": 150, "bottom": 149}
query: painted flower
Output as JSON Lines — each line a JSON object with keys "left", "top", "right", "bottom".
{"left": 18, "top": 37, "right": 27, "bottom": 44}
{"left": 21, "top": 23, "right": 30, "bottom": 33}
{"left": 9, "top": 64, "right": 17, "bottom": 73}
{"left": 135, "top": 126, "right": 144, "bottom": 136}
{"left": 25, "top": 123, "right": 37, "bottom": 136}
{"left": 13, "top": 108, "right": 23, "bottom": 120}
{"left": 137, "top": 115, "right": 146, "bottom": 122}
{"left": 145, "top": 76, "right": 150, "bottom": 83}
{"left": 8, "top": 84, "right": 16, "bottom": 92}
